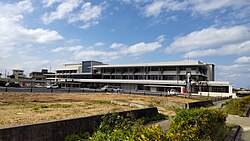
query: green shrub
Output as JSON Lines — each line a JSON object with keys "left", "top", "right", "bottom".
{"left": 65, "top": 109, "right": 229, "bottom": 141}
{"left": 167, "top": 108, "right": 227, "bottom": 141}
{"left": 64, "top": 132, "right": 90, "bottom": 141}
{"left": 89, "top": 113, "right": 168, "bottom": 141}
{"left": 223, "top": 96, "right": 250, "bottom": 116}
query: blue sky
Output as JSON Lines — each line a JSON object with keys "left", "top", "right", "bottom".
{"left": 0, "top": 0, "right": 250, "bottom": 88}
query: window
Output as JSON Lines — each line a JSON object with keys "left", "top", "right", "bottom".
{"left": 163, "top": 67, "right": 176, "bottom": 71}
{"left": 151, "top": 67, "right": 158, "bottom": 71}
{"left": 212, "top": 86, "right": 229, "bottom": 93}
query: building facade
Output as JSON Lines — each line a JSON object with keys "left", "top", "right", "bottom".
{"left": 46, "top": 60, "right": 232, "bottom": 97}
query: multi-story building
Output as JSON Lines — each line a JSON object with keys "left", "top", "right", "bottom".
{"left": 47, "top": 60, "right": 232, "bottom": 97}
{"left": 46, "top": 61, "right": 104, "bottom": 87}
{"left": 30, "top": 69, "right": 53, "bottom": 81}
{"left": 12, "top": 69, "right": 25, "bottom": 80}
{"left": 30, "top": 69, "right": 54, "bottom": 86}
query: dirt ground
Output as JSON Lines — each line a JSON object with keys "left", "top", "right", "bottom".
{"left": 0, "top": 93, "right": 196, "bottom": 128}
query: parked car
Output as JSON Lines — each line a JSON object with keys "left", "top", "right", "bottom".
{"left": 0, "top": 81, "right": 7, "bottom": 87}
{"left": 169, "top": 89, "right": 178, "bottom": 95}
{"left": 113, "top": 86, "right": 123, "bottom": 93}
{"left": 46, "top": 84, "right": 59, "bottom": 89}
{"left": 101, "top": 85, "right": 114, "bottom": 92}
{"left": 5, "top": 82, "right": 21, "bottom": 87}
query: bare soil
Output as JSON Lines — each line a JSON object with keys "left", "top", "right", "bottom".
{"left": 0, "top": 93, "right": 196, "bottom": 128}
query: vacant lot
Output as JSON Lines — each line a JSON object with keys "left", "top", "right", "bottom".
{"left": 0, "top": 93, "right": 196, "bottom": 128}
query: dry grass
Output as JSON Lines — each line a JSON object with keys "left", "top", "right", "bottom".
{"left": 0, "top": 93, "right": 196, "bottom": 128}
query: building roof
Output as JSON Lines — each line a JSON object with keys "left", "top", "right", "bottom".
{"left": 93, "top": 60, "right": 211, "bottom": 68}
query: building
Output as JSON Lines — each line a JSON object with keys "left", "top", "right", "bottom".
{"left": 11, "top": 69, "right": 25, "bottom": 80}
{"left": 46, "top": 60, "right": 232, "bottom": 97}
{"left": 46, "top": 61, "right": 104, "bottom": 87}
{"left": 30, "top": 69, "right": 55, "bottom": 86}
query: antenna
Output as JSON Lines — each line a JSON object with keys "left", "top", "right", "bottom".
{"left": 49, "top": 66, "right": 51, "bottom": 72}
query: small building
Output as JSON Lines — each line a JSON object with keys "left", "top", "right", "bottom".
{"left": 30, "top": 69, "right": 54, "bottom": 87}
{"left": 12, "top": 69, "right": 25, "bottom": 80}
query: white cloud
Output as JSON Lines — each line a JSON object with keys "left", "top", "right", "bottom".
{"left": 51, "top": 45, "right": 83, "bottom": 53}
{"left": 94, "top": 42, "right": 104, "bottom": 47}
{"left": 42, "top": 0, "right": 82, "bottom": 24}
{"left": 235, "top": 56, "right": 250, "bottom": 64}
{"left": 0, "top": 17, "right": 64, "bottom": 45}
{"left": 42, "top": 0, "right": 62, "bottom": 7}
{"left": 156, "top": 35, "right": 166, "bottom": 42}
{"left": 74, "top": 50, "right": 121, "bottom": 61}
{"left": 165, "top": 26, "right": 250, "bottom": 53}
{"left": 125, "top": 42, "right": 161, "bottom": 55}
{"left": 121, "top": 0, "right": 250, "bottom": 20}
{"left": 183, "top": 40, "right": 250, "bottom": 58}
{"left": 79, "top": 21, "right": 99, "bottom": 29}
{"left": 0, "top": 0, "right": 33, "bottom": 18}
{"left": 42, "top": 1, "right": 104, "bottom": 29}
{"left": 190, "top": 0, "right": 249, "bottom": 13}
{"left": 217, "top": 63, "right": 250, "bottom": 87}
{"left": 144, "top": 0, "right": 187, "bottom": 17}
{"left": 110, "top": 43, "right": 127, "bottom": 49}
{"left": 69, "top": 2, "right": 102, "bottom": 23}
{"left": 53, "top": 37, "right": 163, "bottom": 62}
{"left": 0, "top": 0, "right": 64, "bottom": 74}
{"left": 0, "top": 1, "right": 64, "bottom": 46}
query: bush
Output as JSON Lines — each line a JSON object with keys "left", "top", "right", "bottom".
{"left": 64, "top": 132, "right": 90, "bottom": 141}
{"left": 167, "top": 108, "right": 227, "bottom": 141}
{"left": 223, "top": 96, "right": 250, "bottom": 116}
{"left": 89, "top": 113, "right": 168, "bottom": 141}
{"left": 65, "top": 109, "right": 229, "bottom": 141}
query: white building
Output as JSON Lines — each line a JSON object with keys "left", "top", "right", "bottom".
{"left": 46, "top": 60, "right": 233, "bottom": 97}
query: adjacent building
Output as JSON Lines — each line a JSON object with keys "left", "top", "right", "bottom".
{"left": 9, "top": 69, "right": 25, "bottom": 80}
{"left": 46, "top": 60, "right": 232, "bottom": 97}
{"left": 30, "top": 69, "right": 55, "bottom": 86}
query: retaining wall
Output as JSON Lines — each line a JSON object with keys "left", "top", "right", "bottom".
{"left": 0, "top": 107, "right": 158, "bottom": 141}
{"left": 186, "top": 100, "right": 214, "bottom": 109}
{"left": 157, "top": 100, "right": 186, "bottom": 108}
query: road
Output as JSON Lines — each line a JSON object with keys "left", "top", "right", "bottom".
{"left": 0, "top": 87, "right": 175, "bottom": 96}
{"left": 0, "top": 87, "right": 101, "bottom": 93}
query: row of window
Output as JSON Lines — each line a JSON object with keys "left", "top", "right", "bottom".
{"left": 100, "top": 67, "right": 208, "bottom": 74}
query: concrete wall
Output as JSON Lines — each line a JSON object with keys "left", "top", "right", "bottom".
{"left": 157, "top": 100, "right": 186, "bottom": 108}
{"left": 157, "top": 99, "right": 213, "bottom": 109}
{"left": 192, "top": 92, "right": 230, "bottom": 97}
{"left": 0, "top": 107, "right": 158, "bottom": 141}
{"left": 186, "top": 100, "right": 213, "bottom": 109}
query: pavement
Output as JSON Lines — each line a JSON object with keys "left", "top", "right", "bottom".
{"left": 226, "top": 115, "right": 250, "bottom": 141}
{"left": 212, "top": 98, "right": 232, "bottom": 109}
{"left": 145, "top": 119, "right": 170, "bottom": 131}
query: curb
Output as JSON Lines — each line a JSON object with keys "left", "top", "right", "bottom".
{"left": 243, "top": 105, "right": 250, "bottom": 117}
{"left": 224, "top": 125, "right": 242, "bottom": 141}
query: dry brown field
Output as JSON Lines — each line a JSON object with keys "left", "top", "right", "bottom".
{"left": 0, "top": 93, "right": 196, "bottom": 128}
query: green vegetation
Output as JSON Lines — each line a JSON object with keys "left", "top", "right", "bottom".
{"left": 223, "top": 95, "right": 250, "bottom": 116}
{"left": 92, "top": 100, "right": 112, "bottom": 104}
{"left": 32, "top": 103, "right": 72, "bottom": 110}
{"left": 168, "top": 108, "right": 228, "bottom": 141}
{"left": 65, "top": 108, "right": 229, "bottom": 141}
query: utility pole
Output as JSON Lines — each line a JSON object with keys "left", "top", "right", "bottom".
{"left": 186, "top": 68, "right": 192, "bottom": 98}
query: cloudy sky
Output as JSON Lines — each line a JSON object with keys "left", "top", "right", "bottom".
{"left": 0, "top": 0, "right": 250, "bottom": 88}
